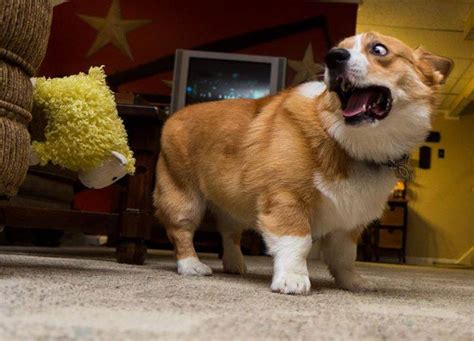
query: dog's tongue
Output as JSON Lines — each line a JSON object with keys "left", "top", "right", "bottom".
{"left": 343, "top": 89, "right": 378, "bottom": 118}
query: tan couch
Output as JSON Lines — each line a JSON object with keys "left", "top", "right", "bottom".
{"left": 0, "top": 0, "right": 52, "bottom": 196}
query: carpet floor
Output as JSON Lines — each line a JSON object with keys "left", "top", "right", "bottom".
{"left": 0, "top": 247, "right": 473, "bottom": 340}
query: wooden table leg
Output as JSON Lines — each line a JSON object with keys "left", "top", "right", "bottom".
{"left": 116, "top": 104, "right": 164, "bottom": 264}
{"left": 116, "top": 239, "right": 147, "bottom": 265}
{"left": 115, "top": 153, "right": 156, "bottom": 265}
{"left": 374, "top": 222, "right": 381, "bottom": 262}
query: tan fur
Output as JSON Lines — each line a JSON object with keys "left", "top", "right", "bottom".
{"left": 153, "top": 32, "right": 451, "bottom": 291}
{"left": 154, "top": 89, "right": 349, "bottom": 240}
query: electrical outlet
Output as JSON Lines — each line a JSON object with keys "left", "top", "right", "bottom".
{"left": 438, "top": 149, "right": 445, "bottom": 159}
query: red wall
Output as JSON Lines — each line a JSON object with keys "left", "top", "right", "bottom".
{"left": 40, "top": 0, "right": 357, "bottom": 95}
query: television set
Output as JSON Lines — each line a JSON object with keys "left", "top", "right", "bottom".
{"left": 170, "top": 49, "right": 287, "bottom": 114}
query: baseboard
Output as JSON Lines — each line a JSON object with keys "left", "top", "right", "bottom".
{"left": 406, "top": 246, "right": 474, "bottom": 267}
{"left": 406, "top": 256, "right": 457, "bottom": 266}
{"left": 456, "top": 246, "right": 474, "bottom": 266}
{"left": 310, "top": 242, "right": 474, "bottom": 267}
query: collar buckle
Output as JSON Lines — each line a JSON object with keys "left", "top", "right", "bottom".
{"left": 385, "top": 155, "right": 412, "bottom": 180}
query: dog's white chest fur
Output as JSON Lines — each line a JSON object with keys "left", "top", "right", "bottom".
{"left": 311, "top": 164, "right": 396, "bottom": 238}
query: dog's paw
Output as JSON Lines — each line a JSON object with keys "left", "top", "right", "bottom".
{"left": 336, "top": 273, "right": 377, "bottom": 292}
{"left": 271, "top": 273, "right": 311, "bottom": 295}
{"left": 177, "top": 257, "right": 213, "bottom": 276}
{"left": 223, "top": 252, "right": 247, "bottom": 275}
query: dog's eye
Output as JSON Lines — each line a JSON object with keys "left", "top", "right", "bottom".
{"left": 370, "top": 44, "right": 388, "bottom": 56}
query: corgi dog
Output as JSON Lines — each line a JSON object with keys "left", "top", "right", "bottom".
{"left": 153, "top": 32, "right": 452, "bottom": 295}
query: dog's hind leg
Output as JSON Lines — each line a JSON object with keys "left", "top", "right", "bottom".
{"left": 153, "top": 156, "right": 211, "bottom": 276}
{"left": 214, "top": 209, "right": 247, "bottom": 275}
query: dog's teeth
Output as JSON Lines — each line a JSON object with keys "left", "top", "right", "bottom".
{"left": 363, "top": 104, "right": 367, "bottom": 111}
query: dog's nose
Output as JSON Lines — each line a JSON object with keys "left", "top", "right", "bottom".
{"left": 325, "top": 48, "right": 350, "bottom": 69}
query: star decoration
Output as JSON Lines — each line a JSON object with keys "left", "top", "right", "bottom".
{"left": 50, "top": 0, "right": 68, "bottom": 7}
{"left": 162, "top": 79, "right": 173, "bottom": 89}
{"left": 78, "top": 0, "right": 151, "bottom": 60}
{"left": 288, "top": 42, "right": 325, "bottom": 86}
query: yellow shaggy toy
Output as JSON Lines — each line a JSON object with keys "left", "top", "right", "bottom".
{"left": 31, "top": 66, "right": 135, "bottom": 189}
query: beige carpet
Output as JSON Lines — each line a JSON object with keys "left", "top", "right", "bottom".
{"left": 0, "top": 247, "right": 473, "bottom": 340}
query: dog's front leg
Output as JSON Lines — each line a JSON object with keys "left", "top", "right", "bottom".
{"left": 258, "top": 192, "right": 312, "bottom": 295}
{"left": 321, "top": 230, "right": 377, "bottom": 292}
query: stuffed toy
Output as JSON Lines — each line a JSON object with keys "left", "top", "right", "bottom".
{"left": 30, "top": 66, "right": 135, "bottom": 189}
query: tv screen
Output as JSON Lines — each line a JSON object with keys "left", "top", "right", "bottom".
{"left": 171, "top": 49, "right": 286, "bottom": 114}
{"left": 185, "top": 57, "right": 272, "bottom": 106}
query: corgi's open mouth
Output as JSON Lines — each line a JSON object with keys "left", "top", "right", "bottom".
{"left": 334, "top": 82, "right": 393, "bottom": 125}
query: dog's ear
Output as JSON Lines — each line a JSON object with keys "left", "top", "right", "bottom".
{"left": 414, "top": 46, "right": 453, "bottom": 84}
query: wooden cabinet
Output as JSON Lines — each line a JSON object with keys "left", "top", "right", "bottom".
{"left": 378, "top": 229, "right": 403, "bottom": 249}
{"left": 375, "top": 199, "right": 408, "bottom": 263}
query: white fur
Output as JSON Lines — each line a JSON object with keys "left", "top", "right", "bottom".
{"left": 263, "top": 234, "right": 312, "bottom": 295}
{"left": 297, "top": 81, "right": 326, "bottom": 99}
{"left": 320, "top": 102, "right": 431, "bottom": 163}
{"left": 345, "top": 34, "right": 369, "bottom": 81}
{"left": 177, "top": 257, "right": 212, "bottom": 276}
{"left": 311, "top": 163, "right": 396, "bottom": 239}
{"left": 311, "top": 163, "right": 391, "bottom": 292}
